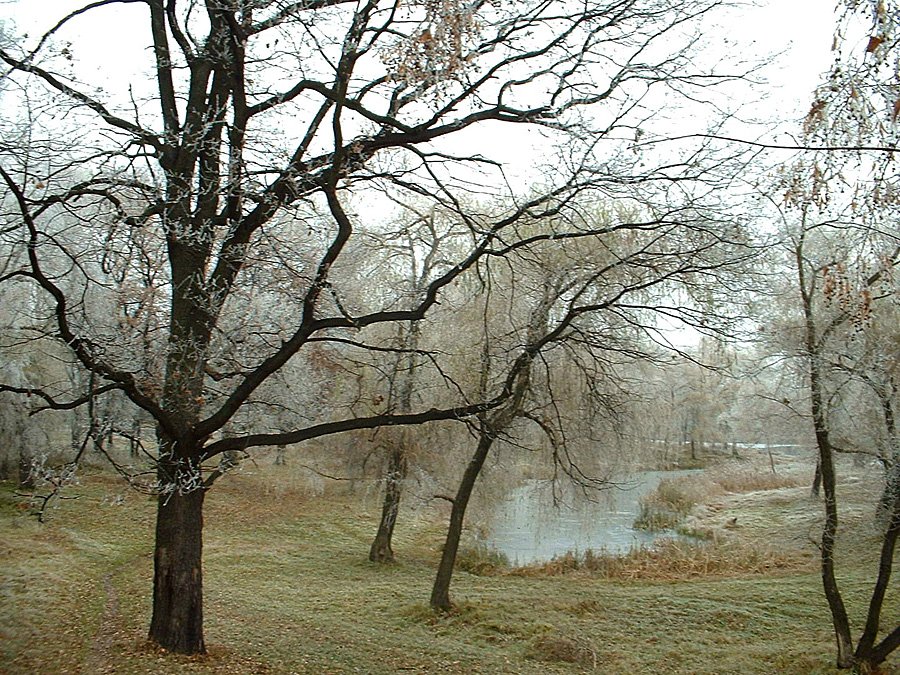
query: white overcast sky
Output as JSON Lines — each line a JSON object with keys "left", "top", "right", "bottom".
{"left": 2, "top": 0, "right": 836, "bottom": 121}
{"left": 0, "top": 0, "right": 838, "bottom": 192}
{"left": 0, "top": 0, "right": 838, "bottom": 349}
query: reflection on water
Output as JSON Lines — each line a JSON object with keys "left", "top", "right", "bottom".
{"left": 484, "top": 470, "right": 701, "bottom": 565}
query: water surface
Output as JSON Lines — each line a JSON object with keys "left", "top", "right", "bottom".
{"left": 484, "top": 470, "right": 700, "bottom": 565}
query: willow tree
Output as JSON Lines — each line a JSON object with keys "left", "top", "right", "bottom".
{"left": 1, "top": 0, "right": 744, "bottom": 655}
{"left": 427, "top": 197, "right": 755, "bottom": 611}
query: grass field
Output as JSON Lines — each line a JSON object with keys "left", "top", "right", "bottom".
{"left": 1, "top": 456, "right": 897, "bottom": 674}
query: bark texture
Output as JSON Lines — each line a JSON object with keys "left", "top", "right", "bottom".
{"left": 148, "top": 487, "right": 206, "bottom": 654}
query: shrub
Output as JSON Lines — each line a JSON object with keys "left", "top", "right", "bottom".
{"left": 456, "top": 543, "right": 509, "bottom": 575}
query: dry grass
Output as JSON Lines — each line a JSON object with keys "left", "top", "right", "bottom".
{"left": 511, "top": 539, "right": 811, "bottom": 580}
{"left": 527, "top": 634, "right": 598, "bottom": 668}
{"left": 1, "top": 458, "right": 897, "bottom": 675}
{"left": 635, "top": 460, "right": 807, "bottom": 533}
{"left": 455, "top": 542, "right": 510, "bottom": 575}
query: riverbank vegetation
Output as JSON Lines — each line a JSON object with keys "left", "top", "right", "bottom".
{"left": 633, "top": 459, "right": 807, "bottom": 534}
{"left": 2, "top": 453, "right": 896, "bottom": 674}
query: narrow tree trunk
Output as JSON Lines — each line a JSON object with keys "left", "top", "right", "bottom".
{"left": 811, "top": 458, "right": 822, "bottom": 498}
{"left": 874, "top": 393, "right": 897, "bottom": 529}
{"left": 815, "top": 425, "right": 855, "bottom": 668}
{"left": 148, "top": 487, "right": 206, "bottom": 654}
{"left": 129, "top": 419, "right": 142, "bottom": 459}
{"left": 369, "top": 444, "right": 407, "bottom": 563}
{"left": 369, "top": 320, "right": 420, "bottom": 562}
{"left": 430, "top": 433, "right": 494, "bottom": 612}
{"left": 854, "top": 466, "right": 900, "bottom": 667}
{"left": 802, "top": 291, "right": 854, "bottom": 667}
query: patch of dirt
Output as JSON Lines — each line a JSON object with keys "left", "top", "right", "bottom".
{"left": 82, "top": 572, "right": 124, "bottom": 674}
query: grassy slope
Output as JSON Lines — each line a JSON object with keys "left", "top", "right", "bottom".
{"left": 1, "top": 460, "right": 897, "bottom": 675}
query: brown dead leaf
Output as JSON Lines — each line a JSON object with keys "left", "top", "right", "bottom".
{"left": 866, "top": 35, "right": 884, "bottom": 53}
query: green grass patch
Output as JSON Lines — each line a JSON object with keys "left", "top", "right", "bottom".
{"left": 0, "top": 461, "right": 897, "bottom": 674}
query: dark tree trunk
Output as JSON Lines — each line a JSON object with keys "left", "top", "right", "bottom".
{"left": 369, "top": 444, "right": 407, "bottom": 563}
{"left": 148, "top": 486, "right": 206, "bottom": 654}
{"left": 874, "top": 393, "right": 897, "bottom": 529}
{"left": 799, "top": 251, "right": 854, "bottom": 667}
{"left": 811, "top": 458, "right": 822, "bottom": 498}
{"left": 808, "top": 358, "right": 854, "bottom": 667}
{"left": 854, "top": 481, "right": 899, "bottom": 667}
{"left": 813, "top": 421, "right": 854, "bottom": 668}
{"left": 430, "top": 433, "right": 494, "bottom": 612}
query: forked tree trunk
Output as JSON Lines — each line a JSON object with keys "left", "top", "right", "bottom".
{"left": 148, "top": 486, "right": 206, "bottom": 654}
{"left": 430, "top": 433, "right": 494, "bottom": 612}
{"left": 369, "top": 444, "right": 407, "bottom": 563}
{"left": 793, "top": 236, "right": 900, "bottom": 670}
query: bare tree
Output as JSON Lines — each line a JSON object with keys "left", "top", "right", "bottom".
{"left": 756, "top": 2, "right": 900, "bottom": 659}
{"left": 428, "top": 200, "right": 754, "bottom": 610}
{"left": 364, "top": 203, "right": 466, "bottom": 562}
{"left": 773, "top": 190, "right": 899, "bottom": 670}
{"left": 0, "top": 0, "right": 748, "bottom": 654}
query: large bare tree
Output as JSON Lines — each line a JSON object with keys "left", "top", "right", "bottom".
{"left": 0, "top": 0, "right": 744, "bottom": 654}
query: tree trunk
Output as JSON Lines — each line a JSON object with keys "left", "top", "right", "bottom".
{"left": 129, "top": 419, "right": 142, "bottom": 459}
{"left": 430, "top": 433, "right": 494, "bottom": 612}
{"left": 369, "top": 444, "right": 407, "bottom": 563}
{"left": 811, "top": 458, "right": 822, "bottom": 498}
{"left": 854, "top": 460, "right": 900, "bottom": 668}
{"left": 148, "top": 486, "right": 206, "bottom": 654}
{"left": 874, "top": 393, "right": 897, "bottom": 529}
{"left": 875, "top": 459, "right": 898, "bottom": 530}
{"left": 815, "top": 425, "right": 855, "bottom": 669}
{"left": 801, "top": 273, "right": 854, "bottom": 667}
{"left": 369, "top": 320, "right": 420, "bottom": 562}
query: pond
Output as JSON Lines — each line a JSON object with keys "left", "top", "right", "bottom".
{"left": 483, "top": 470, "right": 701, "bottom": 565}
